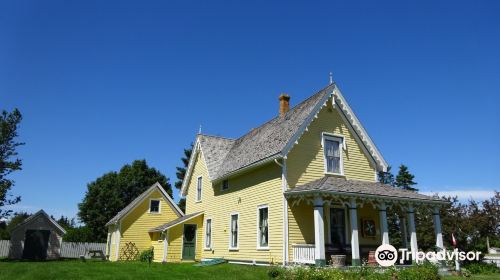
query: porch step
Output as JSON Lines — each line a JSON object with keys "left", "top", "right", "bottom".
{"left": 193, "top": 258, "right": 226, "bottom": 267}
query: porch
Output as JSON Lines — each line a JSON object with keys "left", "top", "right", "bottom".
{"left": 285, "top": 176, "right": 447, "bottom": 266}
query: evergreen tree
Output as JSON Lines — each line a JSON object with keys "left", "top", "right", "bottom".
{"left": 395, "top": 164, "right": 418, "bottom": 192}
{"left": 0, "top": 109, "right": 24, "bottom": 219}
{"left": 174, "top": 144, "right": 192, "bottom": 213}
{"left": 378, "top": 166, "right": 395, "bottom": 186}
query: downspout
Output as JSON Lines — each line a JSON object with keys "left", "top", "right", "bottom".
{"left": 274, "top": 158, "right": 289, "bottom": 265}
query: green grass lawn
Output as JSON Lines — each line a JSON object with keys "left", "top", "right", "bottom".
{"left": 0, "top": 260, "right": 269, "bottom": 280}
{"left": 0, "top": 259, "right": 498, "bottom": 280}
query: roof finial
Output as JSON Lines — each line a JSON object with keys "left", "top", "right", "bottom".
{"left": 198, "top": 124, "right": 202, "bottom": 134}
{"left": 329, "top": 72, "right": 333, "bottom": 85}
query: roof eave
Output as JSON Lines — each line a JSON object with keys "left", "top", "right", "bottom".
{"left": 284, "top": 189, "right": 448, "bottom": 205}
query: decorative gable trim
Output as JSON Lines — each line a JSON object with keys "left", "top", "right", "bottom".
{"left": 180, "top": 136, "right": 214, "bottom": 196}
{"left": 280, "top": 85, "right": 388, "bottom": 172}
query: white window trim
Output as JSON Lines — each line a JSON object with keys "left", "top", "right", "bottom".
{"left": 204, "top": 217, "right": 213, "bottom": 250}
{"left": 228, "top": 212, "right": 239, "bottom": 251}
{"left": 221, "top": 179, "right": 229, "bottom": 192}
{"left": 256, "top": 204, "right": 270, "bottom": 250}
{"left": 148, "top": 198, "right": 161, "bottom": 214}
{"left": 321, "top": 132, "right": 345, "bottom": 176}
{"left": 195, "top": 176, "right": 203, "bottom": 202}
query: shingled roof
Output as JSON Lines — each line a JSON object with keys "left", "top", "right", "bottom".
{"left": 285, "top": 176, "right": 445, "bottom": 204}
{"left": 181, "top": 83, "right": 389, "bottom": 195}
{"left": 149, "top": 211, "right": 204, "bottom": 232}
{"left": 105, "top": 182, "right": 183, "bottom": 226}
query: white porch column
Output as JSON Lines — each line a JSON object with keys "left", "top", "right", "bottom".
{"left": 433, "top": 206, "right": 444, "bottom": 250}
{"left": 349, "top": 198, "right": 361, "bottom": 266}
{"left": 313, "top": 196, "right": 326, "bottom": 266}
{"left": 379, "top": 202, "right": 389, "bottom": 245}
{"left": 407, "top": 205, "right": 418, "bottom": 263}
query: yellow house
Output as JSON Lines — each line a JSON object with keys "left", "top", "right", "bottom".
{"left": 105, "top": 182, "right": 183, "bottom": 262}
{"left": 109, "top": 82, "right": 447, "bottom": 266}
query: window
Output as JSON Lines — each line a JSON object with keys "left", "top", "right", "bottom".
{"left": 149, "top": 199, "right": 160, "bottom": 213}
{"left": 196, "top": 176, "right": 202, "bottom": 201}
{"left": 323, "top": 134, "right": 343, "bottom": 174}
{"left": 257, "top": 206, "right": 269, "bottom": 248}
{"left": 221, "top": 179, "right": 229, "bottom": 191}
{"left": 229, "top": 213, "right": 239, "bottom": 249}
{"left": 205, "top": 219, "right": 212, "bottom": 249}
{"left": 330, "top": 208, "right": 346, "bottom": 248}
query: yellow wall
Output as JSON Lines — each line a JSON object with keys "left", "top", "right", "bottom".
{"left": 184, "top": 152, "right": 283, "bottom": 264}
{"left": 108, "top": 189, "right": 181, "bottom": 261}
{"left": 165, "top": 215, "right": 204, "bottom": 262}
{"left": 287, "top": 98, "right": 377, "bottom": 187}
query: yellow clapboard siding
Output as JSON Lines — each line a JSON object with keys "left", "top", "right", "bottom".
{"left": 108, "top": 189, "right": 180, "bottom": 261}
{"left": 183, "top": 152, "right": 283, "bottom": 264}
{"left": 165, "top": 215, "right": 204, "bottom": 262}
{"left": 287, "top": 98, "right": 376, "bottom": 187}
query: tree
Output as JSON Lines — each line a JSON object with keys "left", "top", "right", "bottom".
{"left": 395, "top": 164, "right": 418, "bottom": 192}
{"left": 78, "top": 160, "right": 172, "bottom": 242}
{"left": 51, "top": 215, "right": 76, "bottom": 231}
{"left": 0, "top": 109, "right": 24, "bottom": 219}
{"left": 63, "top": 226, "right": 94, "bottom": 242}
{"left": 174, "top": 144, "right": 192, "bottom": 213}
{"left": 378, "top": 166, "right": 395, "bottom": 186}
{"left": 6, "top": 212, "right": 30, "bottom": 233}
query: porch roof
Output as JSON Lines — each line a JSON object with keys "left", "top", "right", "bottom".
{"left": 285, "top": 176, "right": 446, "bottom": 204}
{"left": 149, "top": 211, "right": 204, "bottom": 232}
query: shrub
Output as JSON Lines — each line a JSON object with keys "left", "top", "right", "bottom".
{"left": 398, "top": 263, "right": 440, "bottom": 280}
{"left": 463, "top": 262, "right": 500, "bottom": 274}
{"left": 267, "top": 266, "right": 285, "bottom": 278}
{"left": 137, "top": 247, "right": 154, "bottom": 264}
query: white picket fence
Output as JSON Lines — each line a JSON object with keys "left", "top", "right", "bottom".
{"left": 0, "top": 240, "right": 106, "bottom": 258}
{"left": 60, "top": 242, "right": 106, "bottom": 258}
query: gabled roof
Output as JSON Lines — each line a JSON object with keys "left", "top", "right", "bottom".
{"left": 11, "top": 209, "right": 67, "bottom": 235}
{"left": 181, "top": 83, "right": 388, "bottom": 196}
{"left": 285, "top": 176, "right": 446, "bottom": 204}
{"left": 105, "top": 182, "right": 183, "bottom": 226}
{"left": 149, "top": 211, "right": 204, "bottom": 232}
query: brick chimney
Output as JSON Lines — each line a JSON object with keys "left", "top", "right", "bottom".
{"left": 279, "top": 94, "right": 290, "bottom": 116}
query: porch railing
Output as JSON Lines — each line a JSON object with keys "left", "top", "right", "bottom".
{"left": 292, "top": 244, "right": 315, "bottom": 264}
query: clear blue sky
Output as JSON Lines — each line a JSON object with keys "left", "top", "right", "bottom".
{"left": 1, "top": 0, "right": 499, "bottom": 220}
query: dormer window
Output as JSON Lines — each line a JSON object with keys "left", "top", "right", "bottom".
{"left": 322, "top": 134, "right": 344, "bottom": 175}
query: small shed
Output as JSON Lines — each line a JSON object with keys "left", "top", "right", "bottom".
{"left": 9, "top": 210, "right": 66, "bottom": 260}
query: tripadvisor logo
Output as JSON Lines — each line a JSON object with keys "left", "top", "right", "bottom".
{"left": 375, "top": 244, "right": 482, "bottom": 267}
{"left": 375, "top": 244, "right": 398, "bottom": 267}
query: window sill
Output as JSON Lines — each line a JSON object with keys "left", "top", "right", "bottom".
{"left": 195, "top": 200, "right": 202, "bottom": 203}
{"left": 256, "top": 247, "right": 270, "bottom": 251}
{"left": 228, "top": 248, "right": 239, "bottom": 251}
{"left": 148, "top": 212, "right": 161, "bottom": 215}
{"left": 203, "top": 248, "right": 212, "bottom": 251}
{"left": 324, "top": 172, "right": 345, "bottom": 177}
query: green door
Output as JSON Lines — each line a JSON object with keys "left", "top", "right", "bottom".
{"left": 182, "top": 224, "right": 197, "bottom": 260}
{"left": 22, "top": 230, "right": 50, "bottom": 260}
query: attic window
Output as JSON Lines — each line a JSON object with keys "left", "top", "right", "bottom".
{"left": 149, "top": 199, "right": 160, "bottom": 213}
{"left": 322, "top": 134, "right": 344, "bottom": 175}
{"left": 221, "top": 179, "right": 229, "bottom": 191}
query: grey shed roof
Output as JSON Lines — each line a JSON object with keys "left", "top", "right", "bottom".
{"left": 105, "top": 182, "right": 183, "bottom": 226}
{"left": 11, "top": 209, "right": 67, "bottom": 235}
{"left": 149, "top": 211, "right": 204, "bottom": 232}
{"left": 285, "top": 176, "right": 445, "bottom": 203}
